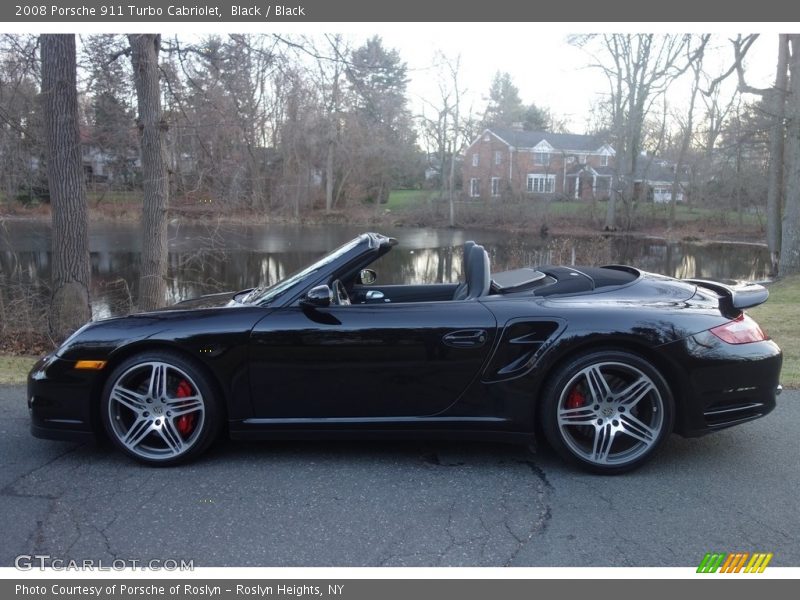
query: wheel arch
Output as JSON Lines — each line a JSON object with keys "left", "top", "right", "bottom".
{"left": 88, "top": 341, "right": 230, "bottom": 438}
{"left": 532, "top": 335, "right": 687, "bottom": 431}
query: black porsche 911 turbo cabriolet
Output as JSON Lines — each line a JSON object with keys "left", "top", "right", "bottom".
{"left": 28, "top": 232, "right": 782, "bottom": 473}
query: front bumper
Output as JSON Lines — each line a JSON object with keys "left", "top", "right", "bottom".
{"left": 28, "top": 353, "right": 101, "bottom": 442}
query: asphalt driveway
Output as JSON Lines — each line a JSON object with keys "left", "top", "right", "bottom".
{"left": 1, "top": 384, "right": 797, "bottom": 567}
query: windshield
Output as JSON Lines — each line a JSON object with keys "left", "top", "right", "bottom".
{"left": 242, "top": 236, "right": 364, "bottom": 305}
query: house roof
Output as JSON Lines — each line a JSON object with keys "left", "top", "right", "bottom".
{"left": 634, "top": 159, "right": 688, "bottom": 183}
{"left": 489, "top": 127, "right": 608, "bottom": 152}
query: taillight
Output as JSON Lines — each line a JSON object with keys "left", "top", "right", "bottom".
{"left": 709, "top": 313, "right": 768, "bottom": 344}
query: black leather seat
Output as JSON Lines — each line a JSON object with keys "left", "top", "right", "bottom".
{"left": 452, "top": 240, "right": 476, "bottom": 300}
{"left": 464, "top": 244, "right": 490, "bottom": 300}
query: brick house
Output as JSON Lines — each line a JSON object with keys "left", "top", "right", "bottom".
{"left": 461, "top": 127, "right": 616, "bottom": 200}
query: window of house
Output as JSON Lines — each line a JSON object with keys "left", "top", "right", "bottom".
{"left": 472, "top": 153, "right": 479, "bottom": 167}
{"left": 578, "top": 154, "right": 587, "bottom": 164}
{"left": 534, "top": 152, "right": 550, "bottom": 166}
{"left": 491, "top": 177, "right": 501, "bottom": 197}
{"left": 494, "top": 150, "right": 503, "bottom": 165}
{"left": 483, "top": 134, "right": 490, "bottom": 142}
{"left": 527, "top": 174, "right": 555, "bottom": 194}
{"left": 470, "top": 178, "right": 481, "bottom": 197}
{"left": 600, "top": 154, "right": 609, "bottom": 167}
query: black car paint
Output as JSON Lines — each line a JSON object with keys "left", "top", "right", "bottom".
{"left": 28, "top": 233, "right": 782, "bottom": 445}
{"left": 248, "top": 300, "right": 497, "bottom": 419}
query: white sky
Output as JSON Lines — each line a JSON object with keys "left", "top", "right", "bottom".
{"left": 374, "top": 27, "right": 780, "bottom": 133}
{"left": 6, "top": 21, "right": 786, "bottom": 135}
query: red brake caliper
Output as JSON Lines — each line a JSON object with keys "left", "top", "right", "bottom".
{"left": 175, "top": 379, "right": 196, "bottom": 437}
{"left": 566, "top": 386, "right": 585, "bottom": 409}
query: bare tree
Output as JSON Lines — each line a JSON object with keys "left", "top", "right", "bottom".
{"left": 444, "top": 56, "right": 464, "bottom": 228}
{"left": 81, "top": 34, "right": 138, "bottom": 191}
{"left": 129, "top": 34, "right": 168, "bottom": 310}
{"left": 780, "top": 35, "right": 800, "bottom": 275}
{"left": 318, "top": 34, "right": 348, "bottom": 213}
{"left": 417, "top": 52, "right": 469, "bottom": 226}
{"left": 699, "top": 73, "right": 738, "bottom": 163}
{"left": 689, "top": 66, "right": 739, "bottom": 212}
{"left": 575, "top": 34, "right": 700, "bottom": 229}
{"left": 669, "top": 36, "right": 709, "bottom": 228}
{"left": 166, "top": 35, "right": 280, "bottom": 210}
{"left": 768, "top": 36, "right": 789, "bottom": 274}
{"left": 40, "top": 34, "right": 91, "bottom": 338}
{"left": 705, "top": 97, "right": 770, "bottom": 222}
{"left": 715, "top": 34, "right": 790, "bottom": 275}
{"left": 0, "top": 35, "right": 43, "bottom": 205}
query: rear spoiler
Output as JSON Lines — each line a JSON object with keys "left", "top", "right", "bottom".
{"left": 683, "top": 279, "right": 769, "bottom": 310}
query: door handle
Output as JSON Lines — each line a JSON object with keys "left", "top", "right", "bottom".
{"left": 442, "top": 329, "right": 488, "bottom": 348}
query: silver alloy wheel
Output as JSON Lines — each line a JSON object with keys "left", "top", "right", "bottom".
{"left": 107, "top": 361, "right": 206, "bottom": 461}
{"left": 556, "top": 361, "right": 664, "bottom": 466}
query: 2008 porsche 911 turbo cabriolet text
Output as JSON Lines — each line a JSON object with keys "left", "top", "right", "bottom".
{"left": 28, "top": 233, "right": 782, "bottom": 473}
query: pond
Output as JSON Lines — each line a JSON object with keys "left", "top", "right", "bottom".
{"left": 0, "top": 220, "right": 771, "bottom": 319}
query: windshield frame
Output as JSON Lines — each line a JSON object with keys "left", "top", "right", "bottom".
{"left": 242, "top": 235, "right": 367, "bottom": 306}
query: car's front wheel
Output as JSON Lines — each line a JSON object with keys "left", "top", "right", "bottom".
{"left": 101, "top": 351, "right": 220, "bottom": 466}
{"left": 540, "top": 350, "right": 674, "bottom": 474}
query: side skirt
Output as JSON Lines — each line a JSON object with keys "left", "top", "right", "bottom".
{"left": 228, "top": 416, "right": 533, "bottom": 444}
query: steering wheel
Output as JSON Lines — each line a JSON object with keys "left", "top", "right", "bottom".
{"left": 331, "top": 279, "right": 351, "bottom": 306}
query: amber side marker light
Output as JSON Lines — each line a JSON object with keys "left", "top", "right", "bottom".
{"left": 74, "top": 360, "right": 107, "bottom": 370}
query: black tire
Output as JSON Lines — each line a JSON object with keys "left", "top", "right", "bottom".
{"left": 100, "top": 350, "right": 221, "bottom": 466}
{"left": 540, "top": 350, "right": 674, "bottom": 474}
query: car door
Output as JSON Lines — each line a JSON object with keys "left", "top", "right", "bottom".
{"left": 248, "top": 300, "right": 497, "bottom": 419}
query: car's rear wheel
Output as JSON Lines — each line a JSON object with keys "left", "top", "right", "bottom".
{"left": 101, "top": 351, "right": 220, "bottom": 466}
{"left": 540, "top": 350, "right": 674, "bottom": 474}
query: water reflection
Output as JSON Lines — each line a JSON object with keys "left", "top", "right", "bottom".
{"left": 0, "top": 221, "right": 771, "bottom": 318}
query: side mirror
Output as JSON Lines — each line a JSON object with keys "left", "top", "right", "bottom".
{"left": 358, "top": 268, "right": 377, "bottom": 285}
{"left": 301, "top": 285, "right": 333, "bottom": 308}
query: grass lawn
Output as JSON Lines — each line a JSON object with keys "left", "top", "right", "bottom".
{"left": 750, "top": 276, "right": 800, "bottom": 388}
{"left": 546, "top": 199, "right": 761, "bottom": 226}
{"left": 0, "top": 355, "right": 36, "bottom": 385}
{"left": 386, "top": 189, "right": 437, "bottom": 210}
{"left": 385, "top": 191, "right": 761, "bottom": 228}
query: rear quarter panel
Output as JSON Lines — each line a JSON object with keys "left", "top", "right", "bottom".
{"left": 448, "top": 282, "right": 734, "bottom": 431}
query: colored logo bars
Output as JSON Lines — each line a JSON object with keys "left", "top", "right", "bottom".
{"left": 697, "top": 552, "right": 773, "bottom": 573}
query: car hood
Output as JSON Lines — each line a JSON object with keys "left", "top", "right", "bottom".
{"left": 165, "top": 290, "right": 249, "bottom": 310}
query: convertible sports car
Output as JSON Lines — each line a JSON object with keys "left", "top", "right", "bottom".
{"left": 28, "top": 232, "right": 782, "bottom": 473}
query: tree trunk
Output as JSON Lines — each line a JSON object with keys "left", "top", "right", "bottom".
{"left": 780, "top": 35, "right": 800, "bottom": 275}
{"left": 606, "top": 69, "right": 625, "bottom": 231}
{"left": 41, "top": 34, "right": 91, "bottom": 339}
{"left": 670, "top": 64, "right": 701, "bottom": 230}
{"left": 735, "top": 143, "right": 743, "bottom": 227}
{"left": 448, "top": 87, "right": 459, "bottom": 228}
{"left": 767, "top": 35, "right": 789, "bottom": 275}
{"left": 325, "top": 139, "right": 334, "bottom": 213}
{"left": 129, "top": 34, "right": 168, "bottom": 311}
